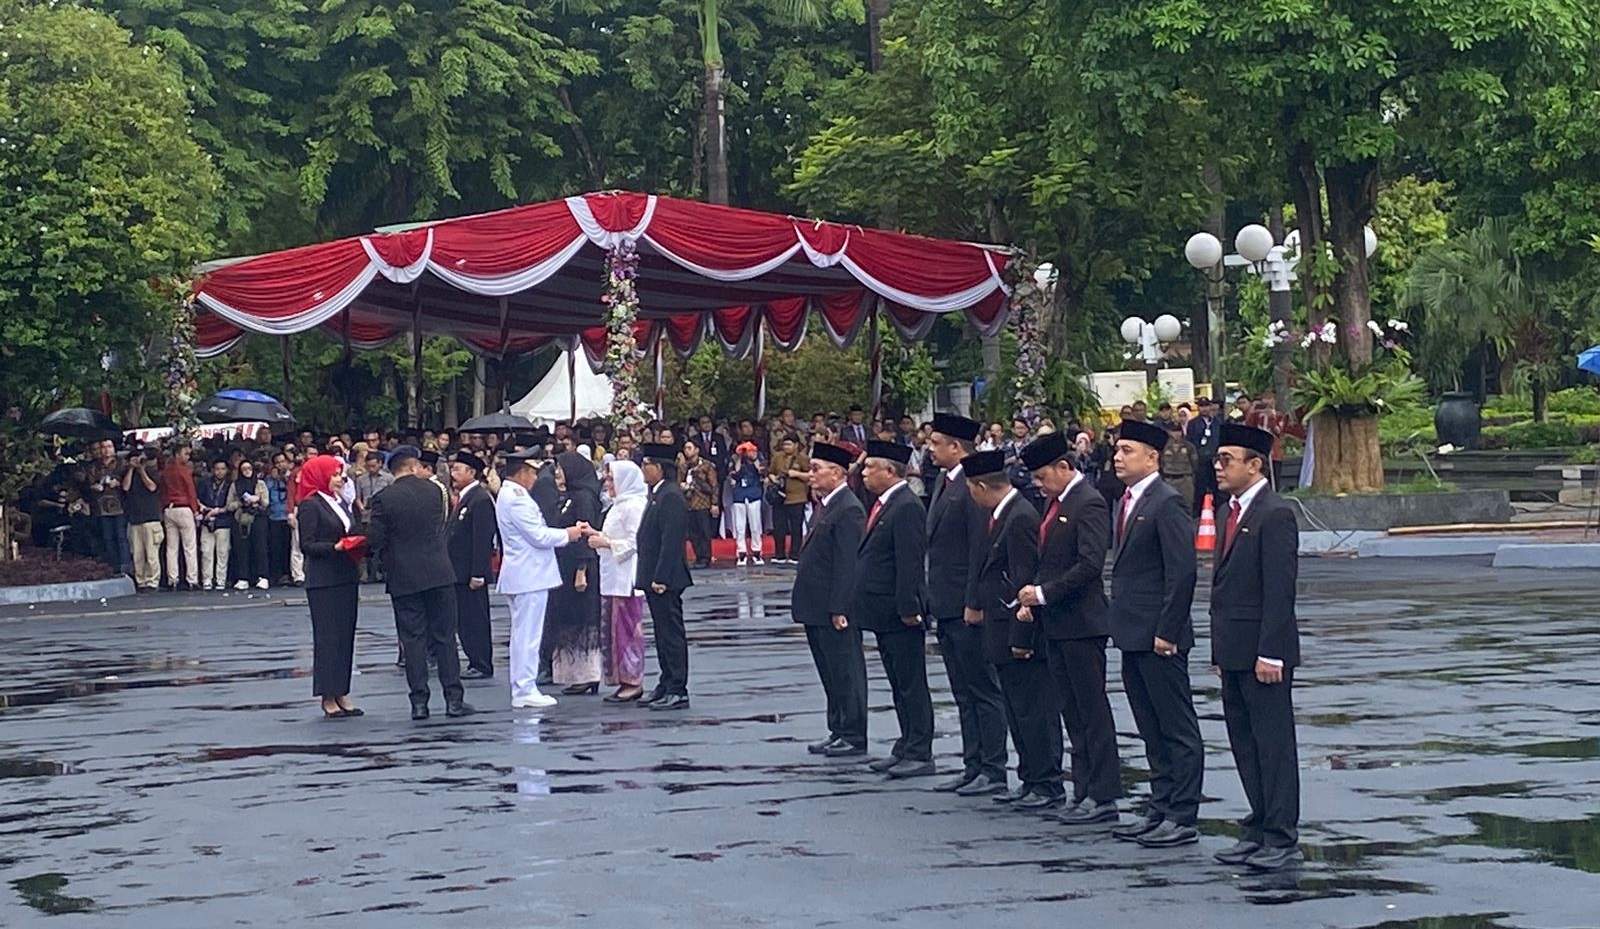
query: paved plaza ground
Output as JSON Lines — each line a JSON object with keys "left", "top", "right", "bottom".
{"left": 2, "top": 556, "right": 1599, "bottom": 928}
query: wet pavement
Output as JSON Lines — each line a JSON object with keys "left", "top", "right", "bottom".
{"left": 2, "top": 556, "right": 1599, "bottom": 927}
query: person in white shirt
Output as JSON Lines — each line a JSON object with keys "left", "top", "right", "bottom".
{"left": 494, "top": 451, "right": 587, "bottom": 709}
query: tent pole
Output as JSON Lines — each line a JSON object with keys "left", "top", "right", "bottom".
{"left": 279, "top": 336, "right": 292, "bottom": 407}
{"left": 568, "top": 347, "right": 577, "bottom": 426}
{"left": 754, "top": 315, "right": 766, "bottom": 421}
{"left": 472, "top": 356, "right": 487, "bottom": 418}
{"left": 411, "top": 295, "right": 424, "bottom": 429}
{"left": 869, "top": 305, "right": 883, "bottom": 424}
{"left": 654, "top": 332, "right": 665, "bottom": 422}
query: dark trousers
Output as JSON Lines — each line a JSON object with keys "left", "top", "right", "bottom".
{"left": 804, "top": 623, "right": 868, "bottom": 747}
{"left": 268, "top": 519, "right": 291, "bottom": 582}
{"left": 98, "top": 514, "right": 131, "bottom": 573}
{"left": 873, "top": 626, "right": 935, "bottom": 763}
{"left": 686, "top": 510, "right": 713, "bottom": 565}
{"left": 772, "top": 503, "right": 804, "bottom": 560}
{"left": 997, "top": 658, "right": 1063, "bottom": 795}
{"left": 392, "top": 585, "right": 464, "bottom": 707}
{"left": 455, "top": 582, "right": 493, "bottom": 674}
{"left": 1121, "top": 650, "right": 1204, "bottom": 825}
{"left": 1222, "top": 668, "right": 1300, "bottom": 848}
{"left": 307, "top": 582, "right": 359, "bottom": 698}
{"left": 1194, "top": 459, "right": 1218, "bottom": 515}
{"left": 646, "top": 588, "right": 689, "bottom": 695}
{"left": 935, "top": 618, "right": 1007, "bottom": 781}
{"left": 231, "top": 522, "right": 269, "bottom": 583}
{"left": 1045, "top": 636, "right": 1123, "bottom": 802}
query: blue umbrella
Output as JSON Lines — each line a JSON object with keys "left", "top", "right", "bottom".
{"left": 196, "top": 389, "right": 295, "bottom": 424}
{"left": 1579, "top": 346, "right": 1600, "bottom": 376}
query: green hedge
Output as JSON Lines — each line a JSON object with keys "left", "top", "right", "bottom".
{"left": 1481, "top": 420, "right": 1584, "bottom": 449}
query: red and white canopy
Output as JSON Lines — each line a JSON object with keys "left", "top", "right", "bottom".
{"left": 192, "top": 192, "right": 1013, "bottom": 367}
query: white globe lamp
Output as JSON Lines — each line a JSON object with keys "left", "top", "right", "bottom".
{"left": 1184, "top": 232, "right": 1223, "bottom": 270}
{"left": 1234, "top": 224, "right": 1275, "bottom": 263}
{"left": 1120, "top": 317, "right": 1145, "bottom": 345}
{"left": 1153, "top": 314, "right": 1182, "bottom": 343}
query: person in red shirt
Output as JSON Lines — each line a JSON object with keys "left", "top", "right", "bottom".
{"left": 1244, "top": 390, "right": 1290, "bottom": 490}
{"left": 158, "top": 444, "right": 201, "bottom": 589}
{"left": 287, "top": 457, "right": 307, "bottom": 586}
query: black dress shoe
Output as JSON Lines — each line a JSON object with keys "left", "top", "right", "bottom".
{"left": 1058, "top": 798, "right": 1120, "bottom": 826}
{"left": 1213, "top": 840, "right": 1263, "bottom": 866}
{"left": 1135, "top": 821, "right": 1200, "bottom": 848}
{"left": 638, "top": 688, "right": 668, "bottom": 707}
{"left": 1112, "top": 813, "right": 1164, "bottom": 842}
{"left": 992, "top": 786, "right": 1030, "bottom": 804}
{"left": 822, "top": 741, "right": 866, "bottom": 758}
{"left": 934, "top": 773, "right": 976, "bottom": 793}
{"left": 884, "top": 759, "right": 936, "bottom": 779}
{"left": 809, "top": 737, "right": 840, "bottom": 755}
{"left": 1244, "top": 845, "right": 1303, "bottom": 871}
{"left": 867, "top": 755, "right": 903, "bottom": 773}
{"left": 955, "top": 773, "right": 1008, "bottom": 797}
{"left": 461, "top": 667, "right": 493, "bottom": 681}
{"left": 445, "top": 700, "right": 476, "bottom": 718}
{"left": 411, "top": 704, "right": 430, "bottom": 721}
{"left": 1013, "top": 791, "right": 1067, "bottom": 812}
{"left": 649, "top": 694, "right": 690, "bottom": 711}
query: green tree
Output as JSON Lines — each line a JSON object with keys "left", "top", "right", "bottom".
{"left": 0, "top": 0, "right": 220, "bottom": 553}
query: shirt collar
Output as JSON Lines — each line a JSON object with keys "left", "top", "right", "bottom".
{"left": 459, "top": 480, "right": 479, "bottom": 498}
{"left": 1059, "top": 470, "right": 1084, "bottom": 502}
{"left": 877, "top": 480, "right": 908, "bottom": 505}
{"left": 1231, "top": 476, "right": 1269, "bottom": 515}
{"left": 821, "top": 483, "right": 850, "bottom": 507}
{"left": 944, "top": 464, "right": 963, "bottom": 481}
{"left": 992, "top": 487, "right": 1020, "bottom": 520}
{"left": 1125, "top": 471, "right": 1162, "bottom": 503}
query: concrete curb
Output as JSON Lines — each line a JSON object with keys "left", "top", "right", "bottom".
{"left": 0, "top": 575, "right": 136, "bottom": 606}
{"left": 1492, "top": 544, "right": 1600, "bottom": 569}
{"left": 1357, "top": 536, "right": 1538, "bottom": 558}
{"left": 1299, "top": 530, "right": 1384, "bottom": 555}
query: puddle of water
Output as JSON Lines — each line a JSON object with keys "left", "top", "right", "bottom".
{"left": 11, "top": 873, "right": 95, "bottom": 915}
{"left": 1243, "top": 873, "right": 1430, "bottom": 905}
{"left": 1, "top": 666, "right": 308, "bottom": 710}
{"left": 0, "top": 759, "right": 84, "bottom": 779}
{"left": 1349, "top": 915, "right": 1512, "bottom": 929}
{"left": 1419, "top": 781, "right": 1540, "bottom": 803}
{"left": 1466, "top": 811, "right": 1600, "bottom": 873}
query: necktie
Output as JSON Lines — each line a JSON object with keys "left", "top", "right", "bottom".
{"left": 1224, "top": 499, "right": 1242, "bottom": 556}
{"left": 1118, "top": 489, "right": 1133, "bottom": 543}
{"left": 866, "top": 499, "right": 884, "bottom": 531}
{"left": 1040, "top": 497, "right": 1060, "bottom": 545}
{"left": 987, "top": 515, "right": 996, "bottom": 534}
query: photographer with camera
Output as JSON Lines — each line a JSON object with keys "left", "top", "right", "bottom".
{"left": 122, "top": 447, "right": 164, "bottom": 591}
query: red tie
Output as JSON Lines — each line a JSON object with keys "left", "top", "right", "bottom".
{"left": 987, "top": 516, "right": 996, "bottom": 534}
{"left": 866, "top": 500, "right": 884, "bottom": 531}
{"left": 1223, "top": 499, "right": 1243, "bottom": 556}
{"left": 1040, "top": 497, "right": 1060, "bottom": 545}
{"left": 1118, "top": 490, "right": 1133, "bottom": 542}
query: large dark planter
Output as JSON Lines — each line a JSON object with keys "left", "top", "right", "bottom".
{"left": 1434, "top": 391, "right": 1482, "bottom": 449}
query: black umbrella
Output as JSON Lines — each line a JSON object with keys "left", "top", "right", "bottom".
{"left": 457, "top": 410, "right": 535, "bottom": 434}
{"left": 39, "top": 407, "right": 123, "bottom": 439}
{"left": 195, "top": 389, "right": 295, "bottom": 425}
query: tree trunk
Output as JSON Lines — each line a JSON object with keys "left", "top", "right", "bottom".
{"left": 1287, "top": 141, "right": 1330, "bottom": 369}
{"left": 700, "top": 0, "right": 729, "bottom": 206}
{"left": 443, "top": 375, "right": 459, "bottom": 428}
{"left": 867, "top": 0, "right": 892, "bottom": 72}
{"left": 1193, "top": 162, "right": 1224, "bottom": 384}
{"left": 1532, "top": 376, "right": 1549, "bottom": 423}
{"left": 1324, "top": 157, "right": 1379, "bottom": 367}
{"left": 1310, "top": 412, "right": 1383, "bottom": 494}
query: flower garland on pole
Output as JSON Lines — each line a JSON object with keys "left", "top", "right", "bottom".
{"left": 161, "top": 280, "right": 201, "bottom": 438}
{"left": 602, "top": 242, "right": 651, "bottom": 433}
{"left": 1006, "top": 259, "right": 1049, "bottom": 427}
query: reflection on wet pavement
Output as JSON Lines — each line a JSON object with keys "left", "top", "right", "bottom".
{"left": 1, "top": 558, "right": 1599, "bottom": 926}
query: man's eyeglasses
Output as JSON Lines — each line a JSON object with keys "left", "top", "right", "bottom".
{"left": 1215, "top": 452, "right": 1241, "bottom": 468}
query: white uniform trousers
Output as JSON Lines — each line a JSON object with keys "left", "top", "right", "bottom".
{"left": 507, "top": 590, "right": 550, "bottom": 702}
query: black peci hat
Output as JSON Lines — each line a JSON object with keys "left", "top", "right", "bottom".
{"left": 931, "top": 412, "right": 982, "bottom": 444}
{"left": 452, "top": 450, "right": 484, "bottom": 473}
{"left": 1019, "top": 432, "right": 1072, "bottom": 471}
{"left": 959, "top": 449, "right": 1006, "bottom": 477}
{"left": 865, "top": 440, "right": 913, "bottom": 465}
{"left": 810, "top": 442, "right": 855, "bottom": 469}
{"left": 1219, "top": 423, "right": 1275, "bottom": 458}
{"left": 1118, "top": 419, "right": 1169, "bottom": 452}
{"left": 638, "top": 444, "right": 679, "bottom": 470}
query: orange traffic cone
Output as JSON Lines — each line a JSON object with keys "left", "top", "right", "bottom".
{"left": 1195, "top": 494, "right": 1217, "bottom": 553}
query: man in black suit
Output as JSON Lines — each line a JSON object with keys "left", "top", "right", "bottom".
{"left": 1210, "top": 423, "right": 1302, "bottom": 872}
{"left": 850, "top": 440, "right": 934, "bottom": 779}
{"left": 1104, "top": 420, "right": 1202, "bottom": 848}
{"left": 841, "top": 405, "right": 871, "bottom": 448}
{"left": 963, "top": 451, "right": 1063, "bottom": 811}
{"left": 447, "top": 450, "right": 498, "bottom": 680}
{"left": 790, "top": 442, "right": 868, "bottom": 757}
{"left": 367, "top": 446, "right": 476, "bottom": 720}
{"left": 1187, "top": 397, "right": 1223, "bottom": 516}
{"left": 1016, "top": 432, "right": 1124, "bottom": 826}
{"left": 636, "top": 443, "right": 694, "bottom": 711}
{"left": 925, "top": 413, "right": 1007, "bottom": 797}
{"left": 693, "top": 415, "right": 728, "bottom": 482}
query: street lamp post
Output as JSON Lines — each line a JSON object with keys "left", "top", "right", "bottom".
{"left": 1121, "top": 314, "right": 1182, "bottom": 386}
{"left": 1185, "top": 224, "right": 1376, "bottom": 403}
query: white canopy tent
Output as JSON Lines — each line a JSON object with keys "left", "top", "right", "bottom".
{"left": 509, "top": 350, "right": 615, "bottom": 425}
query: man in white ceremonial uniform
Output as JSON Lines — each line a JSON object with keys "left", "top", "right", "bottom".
{"left": 494, "top": 450, "right": 586, "bottom": 709}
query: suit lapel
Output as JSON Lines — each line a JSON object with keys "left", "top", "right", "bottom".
{"left": 1215, "top": 488, "right": 1269, "bottom": 577}
{"left": 1114, "top": 482, "right": 1158, "bottom": 566}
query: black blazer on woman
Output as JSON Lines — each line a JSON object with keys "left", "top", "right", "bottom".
{"left": 297, "top": 494, "right": 360, "bottom": 589}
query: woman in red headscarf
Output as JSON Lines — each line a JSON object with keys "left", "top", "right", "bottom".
{"left": 297, "top": 454, "right": 366, "bottom": 718}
